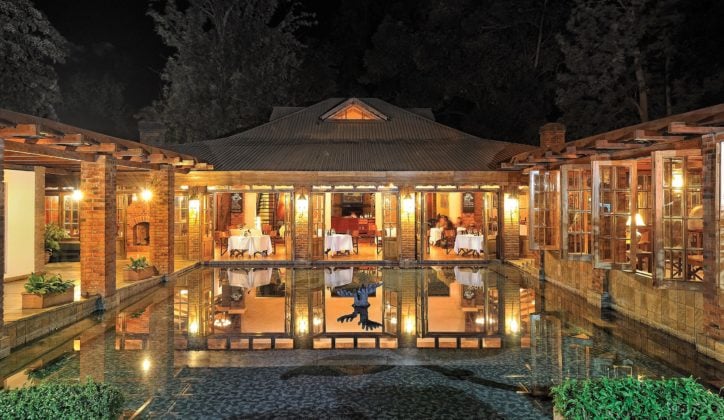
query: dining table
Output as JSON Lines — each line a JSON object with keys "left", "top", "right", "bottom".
{"left": 429, "top": 227, "right": 443, "bottom": 245}
{"left": 324, "top": 267, "right": 354, "bottom": 288}
{"left": 227, "top": 235, "right": 273, "bottom": 257}
{"left": 325, "top": 234, "right": 353, "bottom": 255}
{"left": 454, "top": 266, "right": 484, "bottom": 288}
{"left": 454, "top": 234, "right": 486, "bottom": 255}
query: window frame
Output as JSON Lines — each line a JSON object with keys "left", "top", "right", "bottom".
{"left": 561, "top": 164, "right": 593, "bottom": 260}
{"left": 592, "top": 160, "right": 637, "bottom": 270}
{"left": 652, "top": 149, "right": 703, "bottom": 287}
{"left": 528, "top": 169, "right": 560, "bottom": 250}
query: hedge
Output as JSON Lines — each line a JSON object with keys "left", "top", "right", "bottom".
{"left": 0, "top": 379, "right": 124, "bottom": 420}
{"left": 551, "top": 376, "right": 724, "bottom": 419}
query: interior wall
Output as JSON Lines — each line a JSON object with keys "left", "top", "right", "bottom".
{"left": 325, "top": 193, "right": 332, "bottom": 230}
{"left": 4, "top": 170, "right": 37, "bottom": 278}
{"left": 375, "top": 193, "right": 383, "bottom": 227}
{"left": 243, "top": 192, "right": 257, "bottom": 227}
{"left": 448, "top": 192, "right": 462, "bottom": 219}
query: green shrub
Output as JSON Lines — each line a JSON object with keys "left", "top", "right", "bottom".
{"left": 126, "top": 256, "right": 150, "bottom": 271}
{"left": 44, "top": 223, "right": 69, "bottom": 253}
{"left": 0, "top": 379, "right": 124, "bottom": 419}
{"left": 24, "top": 273, "right": 75, "bottom": 295}
{"left": 551, "top": 376, "right": 724, "bottom": 419}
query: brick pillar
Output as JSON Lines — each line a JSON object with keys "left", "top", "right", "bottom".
{"left": 187, "top": 187, "right": 204, "bottom": 261}
{"left": 400, "top": 187, "right": 416, "bottom": 262}
{"left": 294, "top": 187, "right": 310, "bottom": 260}
{"left": 80, "top": 155, "right": 116, "bottom": 297}
{"left": 149, "top": 166, "right": 174, "bottom": 274}
{"left": 501, "top": 186, "right": 520, "bottom": 259}
{"left": 34, "top": 166, "right": 45, "bottom": 273}
{"left": 702, "top": 133, "right": 723, "bottom": 359}
{"left": 539, "top": 123, "right": 566, "bottom": 149}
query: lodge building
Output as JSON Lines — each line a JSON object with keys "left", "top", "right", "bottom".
{"left": 0, "top": 98, "right": 721, "bottom": 362}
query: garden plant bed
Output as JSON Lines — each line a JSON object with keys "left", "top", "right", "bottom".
{"left": 22, "top": 286, "right": 74, "bottom": 309}
{"left": 123, "top": 266, "right": 158, "bottom": 282}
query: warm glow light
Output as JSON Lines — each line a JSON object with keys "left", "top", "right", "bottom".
{"left": 475, "top": 316, "right": 485, "bottom": 325}
{"left": 672, "top": 173, "right": 684, "bottom": 189}
{"left": 73, "top": 338, "right": 81, "bottom": 351}
{"left": 296, "top": 193, "right": 308, "bottom": 213}
{"left": 71, "top": 189, "right": 83, "bottom": 201}
{"left": 404, "top": 316, "right": 415, "bottom": 334}
{"left": 142, "top": 358, "right": 151, "bottom": 372}
{"left": 189, "top": 321, "right": 199, "bottom": 334}
{"left": 297, "top": 317, "right": 309, "bottom": 334}
{"left": 507, "top": 318, "right": 520, "bottom": 334}
{"left": 626, "top": 213, "right": 646, "bottom": 227}
{"left": 140, "top": 188, "right": 153, "bottom": 202}
{"left": 390, "top": 316, "right": 398, "bottom": 325}
{"left": 189, "top": 198, "right": 201, "bottom": 212}
{"left": 180, "top": 185, "right": 189, "bottom": 190}
{"left": 402, "top": 193, "right": 415, "bottom": 214}
{"left": 179, "top": 289, "right": 188, "bottom": 296}
{"left": 504, "top": 194, "right": 519, "bottom": 212}
{"left": 312, "top": 317, "right": 322, "bottom": 327}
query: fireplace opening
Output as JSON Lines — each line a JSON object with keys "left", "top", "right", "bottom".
{"left": 133, "top": 222, "right": 150, "bottom": 246}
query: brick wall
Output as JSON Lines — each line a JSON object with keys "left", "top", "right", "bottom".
{"left": 150, "top": 167, "right": 174, "bottom": 274}
{"left": 539, "top": 123, "right": 566, "bottom": 149}
{"left": 501, "top": 186, "right": 520, "bottom": 259}
{"left": 80, "top": 156, "right": 116, "bottom": 297}
{"left": 34, "top": 166, "right": 45, "bottom": 273}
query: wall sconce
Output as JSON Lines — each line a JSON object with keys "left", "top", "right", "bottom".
{"left": 672, "top": 172, "right": 684, "bottom": 189}
{"left": 402, "top": 193, "right": 415, "bottom": 215}
{"left": 297, "top": 316, "right": 309, "bottom": 334}
{"left": 503, "top": 194, "right": 519, "bottom": 213}
{"left": 296, "top": 192, "right": 308, "bottom": 213}
{"left": 71, "top": 189, "right": 83, "bottom": 201}
{"left": 140, "top": 188, "right": 153, "bottom": 202}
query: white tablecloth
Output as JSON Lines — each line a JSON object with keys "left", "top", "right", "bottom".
{"left": 454, "top": 234, "right": 486, "bottom": 253}
{"left": 454, "top": 266, "right": 484, "bottom": 288}
{"left": 429, "top": 227, "right": 443, "bottom": 244}
{"left": 324, "top": 267, "right": 354, "bottom": 288}
{"left": 227, "top": 268, "right": 272, "bottom": 289}
{"left": 325, "top": 234, "right": 353, "bottom": 253}
{"left": 227, "top": 235, "right": 273, "bottom": 255}
{"left": 457, "top": 227, "right": 467, "bottom": 234}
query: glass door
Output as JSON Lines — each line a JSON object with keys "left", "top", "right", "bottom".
{"left": 382, "top": 192, "right": 399, "bottom": 260}
{"left": 311, "top": 193, "right": 326, "bottom": 260}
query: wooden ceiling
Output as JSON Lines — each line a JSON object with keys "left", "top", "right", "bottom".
{"left": 0, "top": 109, "right": 212, "bottom": 173}
{"left": 503, "top": 104, "right": 724, "bottom": 172}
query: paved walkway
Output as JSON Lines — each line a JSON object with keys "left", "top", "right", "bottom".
{"left": 2, "top": 259, "right": 196, "bottom": 323}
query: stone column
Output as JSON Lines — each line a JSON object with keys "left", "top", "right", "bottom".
{"left": 500, "top": 186, "right": 520, "bottom": 259}
{"left": 80, "top": 155, "right": 116, "bottom": 297}
{"left": 701, "top": 133, "right": 723, "bottom": 361}
{"left": 34, "top": 166, "right": 45, "bottom": 273}
{"left": 149, "top": 166, "right": 174, "bottom": 274}
{"left": 294, "top": 187, "right": 310, "bottom": 261}
{"left": 399, "top": 187, "right": 416, "bottom": 262}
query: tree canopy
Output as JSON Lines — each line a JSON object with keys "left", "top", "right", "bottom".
{"left": 0, "top": 0, "right": 67, "bottom": 118}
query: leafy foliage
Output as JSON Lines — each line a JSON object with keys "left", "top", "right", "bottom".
{"left": 0, "top": 378, "right": 124, "bottom": 419}
{"left": 126, "top": 256, "right": 151, "bottom": 272}
{"left": 44, "top": 223, "right": 69, "bottom": 253}
{"left": 148, "top": 0, "right": 313, "bottom": 143}
{"left": 24, "top": 273, "right": 75, "bottom": 295}
{"left": 0, "top": 0, "right": 68, "bottom": 117}
{"left": 551, "top": 377, "right": 724, "bottom": 419}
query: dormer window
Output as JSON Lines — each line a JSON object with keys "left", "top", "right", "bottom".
{"left": 320, "top": 98, "right": 388, "bottom": 121}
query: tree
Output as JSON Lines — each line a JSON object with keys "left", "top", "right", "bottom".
{"left": 0, "top": 0, "right": 67, "bottom": 117}
{"left": 556, "top": 0, "right": 680, "bottom": 138}
{"left": 149, "top": 0, "right": 312, "bottom": 143}
{"left": 361, "top": 0, "right": 570, "bottom": 144}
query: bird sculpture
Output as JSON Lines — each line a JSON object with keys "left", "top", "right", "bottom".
{"left": 335, "top": 282, "right": 384, "bottom": 331}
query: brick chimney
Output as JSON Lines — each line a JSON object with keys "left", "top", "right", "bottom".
{"left": 539, "top": 122, "right": 566, "bottom": 149}
{"left": 138, "top": 121, "right": 166, "bottom": 146}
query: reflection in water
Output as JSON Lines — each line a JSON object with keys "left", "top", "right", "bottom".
{"left": 336, "top": 282, "right": 384, "bottom": 331}
{"left": 0, "top": 263, "right": 721, "bottom": 418}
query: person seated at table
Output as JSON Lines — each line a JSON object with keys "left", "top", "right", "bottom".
{"left": 349, "top": 211, "right": 358, "bottom": 218}
{"left": 443, "top": 216, "right": 454, "bottom": 230}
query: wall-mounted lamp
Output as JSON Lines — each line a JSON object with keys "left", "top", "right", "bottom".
{"left": 503, "top": 194, "right": 519, "bottom": 213}
{"left": 404, "top": 315, "right": 415, "bottom": 335}
{"left": 140, "top": 188, "right": 153, "bottom": 202}
{"left": 506, "top": 317, "right": 520, "bottom": 334}
{"left": 296, "top": 192, "right": 308, "bottom": 213}
{"left": 297, "top": 316, "right": 309, "bottom": 335}
{"left": 672, "top": 172, "right": 684, "bottom": 189}
{"left": 402, "top": 193, "right": 415, "bottom": 214}
{"left": 71, "top": 189, "right": 83, "bottom": 201}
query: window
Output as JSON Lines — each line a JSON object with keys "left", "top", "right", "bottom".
{"left": 561, "top": 165, "right": 592, "bottom": 258}
{"left": 592, "top": 161, "right": 636, "bottom": 269}
{"left": 654, "top": 151, "right": 703, "bottom": 283}
{"left": 62, "top": 194, "right": 80, "bottom": 236}
{"left": 45, "top": 196, "right": 59, "bottom": 225}
{"left": 634, "top": 161, "right": 653, "bottom": 274}
{"left": 529, "top": 170, "right": 560, "bottom": 250}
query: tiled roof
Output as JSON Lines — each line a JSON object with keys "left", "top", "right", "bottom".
{"left": 172, "top": 98, "right": 534, "bottom": 171}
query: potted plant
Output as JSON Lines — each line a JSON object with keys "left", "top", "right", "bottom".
{"left": 22, "top": 273, "right": 75, "bottom": 309}
{"left": 44, "top": 223, "right": 69, "bottom": 263}
{"left": 123, "top": 256, "right": 158, "bottom": 281}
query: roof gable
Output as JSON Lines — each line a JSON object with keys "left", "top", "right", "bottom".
{"left": 319, "top": 98, "right": 389, "bottom": 121}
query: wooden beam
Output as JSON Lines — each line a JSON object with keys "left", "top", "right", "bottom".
{"left": 0, "top": 123, "right": 39, "bottom": 137}
{"left": 5, "top": 141, "right": 93, "bottom": 162}
{"left": 74, "top": 143, "right": 117, "bottom": 153}
{"left": 668, "top": 122, "right": 724, "bottom": 134}
{"left": 632, "top": 129, "right": 685, "bottom": 142}
{"left": 594, "top": 140, "right": 642, "bottom": 150}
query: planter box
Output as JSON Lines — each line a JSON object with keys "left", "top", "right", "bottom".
{"left": 22, "top": 287, "right": 75, "bottom": 309}
{"left": 123, "top": 266, "right": 158, "bottom": 282}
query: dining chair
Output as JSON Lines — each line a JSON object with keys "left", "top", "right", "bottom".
{"left": 375, "top": 230, "right": 383, "bottom": 254}
{"left": 351, "top": 230, "right": 360, "bottom": 254}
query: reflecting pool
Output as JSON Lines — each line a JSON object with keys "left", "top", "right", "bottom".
{"left": 1, "top": 263, "right": 721, "bottom": 418}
